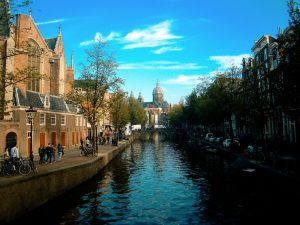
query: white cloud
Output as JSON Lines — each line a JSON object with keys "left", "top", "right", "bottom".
{"left": 209, "top": 54, "right": 251, "bottom": 70}
{"left": 122, "top": 20, "right": 182, "bottom": 49}
{"left": 79, "top": 31, "right": 121, "bottom": 47}
{"left": 163, "top": 75, "right": 201, "bottom": 85}
{"left": 36, "top": 18, "right": 66, "bottom": 25}
{"left": 79, "top": 20, "right": 182, "bottom": 53}
{"left": 163, "top": 73, "right": 215, "bottom": 86}
{"left": 152, "top": 46, "right": 183, "bottom": 54}
{"left": 118, "top": 61, "right": 205, "bottom": 70}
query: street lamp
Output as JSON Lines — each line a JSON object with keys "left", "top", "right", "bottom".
{"left": 26, "top": 106, "right": 37, "bottom": 164}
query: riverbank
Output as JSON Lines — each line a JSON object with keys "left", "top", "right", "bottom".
{"left": 0, "top": 137, "right": 135, "bottom": 224}
{"left": 198, "top": 138, "right": 300, "bottom": 183}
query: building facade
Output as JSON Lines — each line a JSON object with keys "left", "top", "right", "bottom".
{"left": 137, "top": 82, "right": 169, "bottom": 127}
{"left": 242, "top": 34, "right": 297, "bottom": 145}
{"left": 0, "top": 4, "right": 86, "bottom": 157}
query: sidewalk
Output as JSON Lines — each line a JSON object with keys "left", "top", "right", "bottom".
{"left": 0, "top": 140, "right": 129, "bottom": 183}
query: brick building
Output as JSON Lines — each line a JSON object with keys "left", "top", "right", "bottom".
{"left": 0, "top": 3, "right": 86, "bottom": 157}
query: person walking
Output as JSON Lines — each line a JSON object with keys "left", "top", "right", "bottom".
{"left": 45, "top": 143, "right": 52, "bottom": 164}
{"left": 86, "top": 137, "right": 90, "bottom": 148}
{"left": 57, "top": 143, "right": 64, "bottom": 160}
{"left": 38, "top": 145, "right": 45, "bottom": 164}
{"left": 51, "top": 143, "right": 56, "bottom": 163}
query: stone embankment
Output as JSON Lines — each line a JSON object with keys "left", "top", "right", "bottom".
{"left": 0, "top": 137, "right": 135, "bottom": 224}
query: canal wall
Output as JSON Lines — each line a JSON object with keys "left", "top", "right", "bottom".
{"left": 0, "top": 136, "right": 136, "bottom": 224}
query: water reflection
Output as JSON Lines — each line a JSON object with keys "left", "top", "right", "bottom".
{"left": 11, "top": 133, "right": 299, "bottom": 225}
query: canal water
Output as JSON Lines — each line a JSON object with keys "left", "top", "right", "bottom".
{"left": 11, "top": 134, "right": 299, "bottom": 224}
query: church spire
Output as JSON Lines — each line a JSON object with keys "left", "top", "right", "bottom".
{"left": 138, "top": 91, "right": 144, "bottom": 103}
{"left": 130, "top": 90, "right": 134, "bottom": 98}
{"left": 58, "top": 25, "right": 62, "bottom": 37}
{"left": 71, "top": 52, "right": 74, "bottom": 69}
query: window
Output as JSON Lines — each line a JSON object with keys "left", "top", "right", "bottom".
{"left": 27, "top": 39, "right": 42, "bottom": 92}
{"left": 44, "top": 96, "right": 50, "bottom": 108}
{"left": 264, "top": 48, "right": 268, "bottom": 60}
{"left": 51, "top": 114, "right": 56, "bottom": 125}
{"left": 26, "top": 114, "right": 31, "bottom": 125}
{"left": 76, "top": 116, "right": 79, "bottom": 126}
{"left": 61, "top": 115, "right": 66, "bottom": 126}
{"left": 40, "top": 113, "right": 45, "bottom": 125}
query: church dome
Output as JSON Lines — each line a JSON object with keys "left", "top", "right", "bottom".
{"left": 152, "top": 82, "right": 163, "bottom": 95}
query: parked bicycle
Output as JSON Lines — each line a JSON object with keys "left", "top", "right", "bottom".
{"left": 245, "top": 145, "right": 265, "bottom": 161}
{"left": 80, "top": 145, "right": 94, "bottom": 156}
{"left": 0, "top": 157, "right": 37, "bottom": 176}
{"left": 19, "top": 158, "right": 37, "bottom": 175}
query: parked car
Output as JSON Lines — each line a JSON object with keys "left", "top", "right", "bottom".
{"left": 223, "top": 139, "right": 232, "bottom": 148}
{"left": 205, "top": 133, "right": 213, "bottom": 141}
{"left": 209, "top": 136, "right": 216, "bottom": 142}
{"left": 215, "top": 137, "right": 224, "bottom": 145}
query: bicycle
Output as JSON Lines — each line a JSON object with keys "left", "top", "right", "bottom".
{"left": 19, "top": 158, "right": 37, "bottom": 175}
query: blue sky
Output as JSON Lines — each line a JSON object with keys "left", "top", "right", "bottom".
{"left": 27, "top": 0, "right": 290, "bottom": 104}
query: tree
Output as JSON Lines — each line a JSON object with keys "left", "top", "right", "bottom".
{"left": 277, "top": 0, "right": 300, "bottom": 143}
{"left": 66, "top": 40, "right": 123, "bottom": 152}
{"left": 110, "top": 89, "right": 130, "bottom": 141}
{"left": 194, "top": 67, "right": 242, "bottom": 137}
{"left": 168, "top": 103, "right": 184, "bottom": 128}
{"left": 128, "top": 96, "right": 147, "bottom": 126}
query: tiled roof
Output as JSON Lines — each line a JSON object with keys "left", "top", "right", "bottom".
{"left": 50, "top": 96, "right": 68, "bottom": 112}
{"left": 13, "top": 88, "right": 73, "bottom": 113}
{"left": 67, "top": 104, "right": 77, "bottom": 113}
{"left": 16, "top": 89, "right": 43, "bottom": 108}
{"left": 45, "top": 38, "right": 57, "bottom": 51}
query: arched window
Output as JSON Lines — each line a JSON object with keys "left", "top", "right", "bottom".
{"left": 27, "top": 39, "right": 41, "bottom": 92}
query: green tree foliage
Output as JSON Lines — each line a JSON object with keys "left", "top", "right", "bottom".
{"left": 277, "top": 0, "right": 300, "bottom": 115}
{"left": 168, "top": 103, "right": 184, "bottom": 128}
{"left": 194, "top": 67, "right": 242, "bottom": 135}
{"left": 66, "top": 40, "right": 123, "bottom": 150}
{"left": 128, "top": 96, "right": 147, "bottom": 126}
{"left": 110, "top": 89, "right": 130, "bottom": 132}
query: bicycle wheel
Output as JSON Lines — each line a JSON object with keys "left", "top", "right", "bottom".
{"left": 2, "top": 163, "right": 13, "bottom": 176}
{"left": 19, "top": 163, "right": 32, "bottom": 175}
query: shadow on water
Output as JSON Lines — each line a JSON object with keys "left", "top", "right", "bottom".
{"left": 9, "top": 135, "right": 300, "bottom": 225}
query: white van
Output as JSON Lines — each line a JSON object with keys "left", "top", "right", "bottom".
{"left": 131, "top": 124, "right": 141, "bottom": 131}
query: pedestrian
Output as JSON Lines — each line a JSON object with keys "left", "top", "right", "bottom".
{"left": 51, "top": 143, "right": 56, "bottom": 163}
{"left": 105, "top": 129, "right": 110, "bottom": 145}
{"left": 57, "top": 143, "right": 64, "bottom": 160}
{"left": 3, "top": 147, "right": 9, "bottom": 159}
{"left": 80, "top": 138, "right": 84, "bottom": 147}
{"left": 10, "top": 145, "right": 19, "bottom": 160}
{"left": 86, "top": 137, "right": 90, "bottom": 147}
{"left": 38, "top": 145, "right": 45, "bottom": 164}
{"left": 45, "top": 143, "right": 52, "bottom": 164}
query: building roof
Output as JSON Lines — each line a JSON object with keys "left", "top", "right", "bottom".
{"left": 143, "top": 100, "right": 169, "bottom": 109}
{"left": 13, "top": 88, "right": 75, "bottom": 113}
{"left": 45, "top": 38, "right": 57, "bottom": 51}
{"left": 152, "top": 81, "right": 163, "bottom": 95}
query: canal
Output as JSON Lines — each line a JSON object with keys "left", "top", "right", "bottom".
{"left": 11, "top": 133, "right": 299, "bottom": 224}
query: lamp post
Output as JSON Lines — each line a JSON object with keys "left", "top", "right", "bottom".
{"left": 26, "top": 106, "right": 37, "bottom": 164}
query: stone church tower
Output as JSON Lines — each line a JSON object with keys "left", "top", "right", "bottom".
{"left": 152, "top": 81, "right": 164, "bottom": 105}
